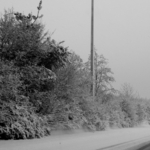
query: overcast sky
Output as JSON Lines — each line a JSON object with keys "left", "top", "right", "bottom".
{"left": 0, "top": 0, "right": 150, "bottom": 98}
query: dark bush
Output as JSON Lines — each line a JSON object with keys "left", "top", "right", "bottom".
{"left": 0, "top": 101, "right": 51, "bottom": 139}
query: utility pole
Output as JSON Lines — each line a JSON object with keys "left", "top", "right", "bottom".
{"left": 91, "top": 0, "right": 95, "bottom": 101}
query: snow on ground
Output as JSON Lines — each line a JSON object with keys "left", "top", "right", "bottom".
{"left": 1, "top": 126, "right": 150, "bottom": 150}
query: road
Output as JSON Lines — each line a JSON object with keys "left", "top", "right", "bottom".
{"left": 129, "top": 141, "right": 150, "bottom": 150}
{"left": 1, "top": 126, "right": 150, "bottom": 150}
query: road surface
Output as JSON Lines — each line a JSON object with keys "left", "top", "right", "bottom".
{"left": 1, "top": 126, "right": 150, "bottom": 150}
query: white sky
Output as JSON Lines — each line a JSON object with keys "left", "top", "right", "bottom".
{"left": 0, "top": 0, "right": 150, "bottom": 98}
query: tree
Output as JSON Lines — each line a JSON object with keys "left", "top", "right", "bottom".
{"left": 85, "top": 51, "right": 115, "bottom": 102}
{"left": 51, "top": 53, "right": 89, "bottom": 124}
{"left": 119, "top": 83, "right": 139, "bottom": 100}
{"left": 0, "top": 1, "right": 70, "bottom": 139}
{"left": 0, "top": 1, "right": 70, "bottom": 111}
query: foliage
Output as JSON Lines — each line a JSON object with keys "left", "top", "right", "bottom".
{"left": 85, "top": 51, "right": 115, "bottom": 103}
{"left": 0, "top": 101, "right": 51, "bottom": 139}
{"left": 0, "top": 62, "right": 51, "bottom": 139}
{"left": 0, "top": 1, "right": 70, "bottom": 139}
{"left": 119, "top": 83, "right": 138, "bottom": 99}
{"left": 0, "top": 1, "right": 150, "bottom": 140}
